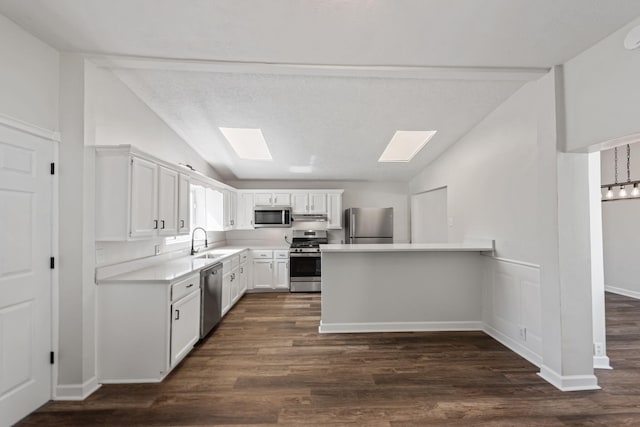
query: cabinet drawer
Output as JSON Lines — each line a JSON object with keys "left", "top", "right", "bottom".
{"left": 231, "top": 255, "right": 240, "bottom": 269}
{"left": 172, "top": 273, "right": 199, "bottom": 302}
{"left": 252, "top": 250, "right": 273, "bottom": 259}
{"left": 274, "top": 250, "right": 289, "bottom": 259}
{"left": 240, "top": 251, "right": 249, "bottom": 264}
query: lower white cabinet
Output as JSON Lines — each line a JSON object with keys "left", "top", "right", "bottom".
{"left": 251, "top": 250, "right": 289, "bottom": 290}
{"left": 223, "top": 253, "right": 247, "bottom": 315}
{"left": 97, "top": 273, "right": 201, "bottom": 383}
{"left": 170, "top": 289, "right": 201, "bottom": 367}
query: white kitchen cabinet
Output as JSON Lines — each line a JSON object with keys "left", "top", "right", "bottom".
{"left": 97, "top": 272, "right": 201, "bottom": 383}
{"left": 223, "top": 255, "right": 243, "bottom": 315}
{"left": 223, "top": 189, "right": 237, "bottom": 230}
{"left": 222, "top": 267, "right": 231, "bottom": 316}
{"left": 177, "top": 173, "right": 190, "bottom": 234}
{"left": 239, "top": 253, "right": 249, "bottom": 296}
{"left": 327, "top": 192, "right": 343, "bottom": 229}
{"left": 252, "top": 259, "right": 274, "bottom": 289}
{"left": 254, "top": 191, "right": 291, "bottom": 207}
{"left": 291, "top": 192, "right": 327, "bottom": 215}
{"left": 96, "top": 147, "right": 190, "bottom": 241}
{"left": 237, "top": 192, "right": 255, "bottom": 229}
{"left": 170, "top": 288, "right": 201, "bottom": 367}
{"left": 158, "top": 166, "right": 179, "bottom": 236}
{"left": 129, "top": 156, "right": 158, "bottom": 238}
{"left": 251, "top": 250, "right": 289, "bottom": 290}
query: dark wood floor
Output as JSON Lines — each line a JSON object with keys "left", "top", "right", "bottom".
{"left": 18, "top": 292, "right": 640, "bottom": 426}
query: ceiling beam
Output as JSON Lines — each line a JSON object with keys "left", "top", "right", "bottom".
{"left": 89, "top": 54, "right": 549, "bottom": 82}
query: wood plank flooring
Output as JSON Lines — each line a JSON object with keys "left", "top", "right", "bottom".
{"left": 17, "top": 292, "right": 640, "bottom": 426}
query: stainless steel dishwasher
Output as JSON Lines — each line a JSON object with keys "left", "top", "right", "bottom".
{"left": 200, "top": 263, "right": 223, "bottom": 338}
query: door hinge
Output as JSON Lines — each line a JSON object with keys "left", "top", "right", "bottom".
{"left": 50, "top": 351, "right": 54, "bottom": 364}
{"left": 50, "top": 162, "right": 55, "bottom": 175}
{"left": 50, "top": 257, "right": 55, "bottom": 269}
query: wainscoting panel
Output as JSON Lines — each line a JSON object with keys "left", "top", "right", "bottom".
{"left": 483, "top": 256, "right": 542, "bottom": 366}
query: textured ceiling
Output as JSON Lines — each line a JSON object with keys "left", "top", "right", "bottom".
{"left": 2, "top": 0, "right": 639, "bottom": 181}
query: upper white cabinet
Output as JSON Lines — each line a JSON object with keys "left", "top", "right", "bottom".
{"left": 157, "top": 166, "right": 179, "bottom": 236}
{"left": 237, "top": 192, "right": 255, "bottom": 229}
{"left": 327, "top": 192, "right": 343, "bottom": 229}
{"left": 223, "top": 189, "right": 237, "bottom": 230}
{"left": 177, "top": 174, "right": 190, "bottom": 234}
{"left": 291, "top": 191, "right": 327, "bottom": 215}
{"left": 96, "top": 147, "right": 186, "bottom": 241}
{"left": 254, "top": 191, "right": 291, "bottom": 207}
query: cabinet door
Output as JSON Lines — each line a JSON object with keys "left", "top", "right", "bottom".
{"left": 230, "top": 267, "right": 239, "bottom": 305}
{"left": 291, "top": 192, "right": 308, "bottom": 214}
{"left": 254, "top": 193, "right": 272, "bottom": 206}
{"left": 222, "top": 189, "right": 233, "bottom": 230}
{"left": 237, "top": 193, "right": 255, "bottom": 229}
{"left": 177, "top": 174, "right": 190, "bottom": 234}
{"left": 222, "top": 272, "right": 232, "bottom": 316}
{"left": 239, "top": 263, "right": 248, "bottom": 295}
{"left": 252, "top": 259, "right": 274, "bottom": 289}
{"left": 158, "top": 166, "right": 179, "bottom": 236}
{"left": 327, "top": 193, "right": 342, "bottom": 229}
{"left": 130, "top": 157, "right": 158, "bottom": 238}
{"left": 170, "top": 290, "right": 201, "bottom": 367}
{"left": 308, "top": 192, "right": 327, "bottom": 214}
{"left": 273, "top": 192, "right": 291, "bottom": 206}
{"left": 274, "top": 259, "right": 289, "bottom": 289}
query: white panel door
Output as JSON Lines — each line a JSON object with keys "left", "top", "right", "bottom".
{"left": 129, "top": 157, "right": 158, "bottom": 238}
{"left": 272, "top": 192, "right": 291, "bottom": 206}
{"left": 252, "top": 260, "right": 274, "bottom": 289}
{"left": 237, "top": 193, "right": 254, "bottom": 229}
{"left": 254, "top": 193, "right": 272, "bottom": 206}
{"left": 0, "top": 128, "right": 53, "bottom": 426}
{"left": 177, "top": 173, "right": 190, "bottom": 234}
{"left": 274, "top": 260, "right": 289, "bottom": 289}
{"left": 170, "top": 290, "right": 201, "bottom": 367}
{"left": 327, "top": 193, "right": 342, "bottom": 229}
{"left": 158, "top": 166, "right": 178, "bottom": 236}
{"left": 291, "top": 192, "right": 308, "bottom": 214}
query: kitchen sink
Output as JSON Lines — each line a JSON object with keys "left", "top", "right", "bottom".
{"left": 195, "top": 249, "right": 238, "bottom": 259}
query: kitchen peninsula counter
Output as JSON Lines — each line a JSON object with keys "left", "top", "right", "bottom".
{"left": 319, "top": 240, "right": 494, "bottom": 334}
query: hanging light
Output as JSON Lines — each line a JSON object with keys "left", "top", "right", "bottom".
{"left": 633, "top": 183, "right": 640, "bottom": 197}
{"left": 619, "top": 185, "right": 628, "bottom": 198}
{"left": 601, "top": 144, "right": 640, "bottom": 201}
{"left": 605, "top": 186, "right": 614, "bottom": 199}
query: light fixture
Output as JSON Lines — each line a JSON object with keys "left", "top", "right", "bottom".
{"left": 601, "top": 144, "right": 640, "bottom": 202}
{"left": 378, "top": 130, "right": 437, "bottom": 162}
{"left": 219, "top": 127, "right": 273, "bottom": 160}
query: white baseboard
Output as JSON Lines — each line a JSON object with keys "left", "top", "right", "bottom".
{"left": 482, "top": 324, "right": 542, "bottom": 368}
{"left": 605, "top": 285, "right": 640, "bottom": 300}
{"left": 318, "top": 320, "right": 483, "bottom": 334}
{"left": 594, "top": 355, "right": 612, "bottom": 370}
{"left": 538, "top": 365, "right": 600, "bottom": 391}
{"left": 54, "top": 376, "right": 101, "bottom": 401}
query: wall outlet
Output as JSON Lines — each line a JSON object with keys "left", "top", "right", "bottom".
{"left": 518, "top": 326, "right": 527, "bottom": 341}
{"left": 154, "top": 245, "right": 161, "bottom": 255}
{"left": 594, "top": 342, "right": 604, "bottom": 357}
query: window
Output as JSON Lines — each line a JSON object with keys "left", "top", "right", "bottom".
{"left": 191, "top": 183, "right": 223, "bottom": 232}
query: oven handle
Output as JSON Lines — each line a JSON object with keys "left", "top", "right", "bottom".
{"left": 289, "top": 252, "right": 321, "bottom": 257}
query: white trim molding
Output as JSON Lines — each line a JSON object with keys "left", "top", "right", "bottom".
{"left": 538, "top": 366, "right": 600, "bottom": 391}
{"left": 318, "top": 321, "right": 483, "bottom": 334}
{"left": 483, "top": 324, "right": 542, "bottom": 368}
{"left": 0, "top": 113, "right": 60, "bottom": 142}
{"left": 605, "top": 286, "right": 640, "bottom": 300}
{"left": 594, "top": 355, "right": 612, "bottom": 370}
{"left": 90, "top": 54, "right": 549, "bottom": 82}
{"left": 54, "top": 376, "right": 101, "bottom": 401}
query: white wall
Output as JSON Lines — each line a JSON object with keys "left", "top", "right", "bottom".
{"left": 563, "top": 15, "right": 640, "bottom": 152}
{"left": 0, "top": 14, "right": 58, "bottom": 130}
{"left": 228, "top": 180, "right": 410, "bottom": 244}
{"left": 600, "top": 142, "right": 640, "bottom": 296}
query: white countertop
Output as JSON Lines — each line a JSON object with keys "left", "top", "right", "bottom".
{"left": 320, "top": 241, "right": 494, "bottom": 253}
{"left": 98, "top": 247, "right": 247, "bottom": 284}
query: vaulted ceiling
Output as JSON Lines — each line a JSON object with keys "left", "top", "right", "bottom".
{"left": 2, "top": 0, "right": 639, "bottom": 181}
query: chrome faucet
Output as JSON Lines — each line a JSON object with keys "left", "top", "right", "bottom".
{"left": 191, "top": 227, "right": 208, "bottom": 255}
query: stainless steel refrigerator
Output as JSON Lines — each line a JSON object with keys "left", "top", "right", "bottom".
{"left": 344, "top": 207, "right": 394, "bottom": 244}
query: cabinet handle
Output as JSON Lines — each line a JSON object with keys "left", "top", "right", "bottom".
{"left": 161, "top": 220, "right": 165, "bottom": 229}
{"left": 154, "top": 219, "right": 158, "bottom": 229}
{"left": 180, "top": 219, "right": 185, "bottom": 228}
{"left": 269, "top": 197, "right": 273, "bottom": 205}
{"left": 231, "top": 219, "right": 234, "bottom": 225}
{"left": 186, "top": 284, "right": 193, "bottom": 288}
{"left": 270, "top": 262, "right": 273, "bottom": 270}
{"left": 306, "top": 205, "right": 309, "bottom": 211}
{"left": 175, "top": 309, "right": 180, "bottom": 320}
{"left": 240, "top": 267, "right": 243, "bottom": 273}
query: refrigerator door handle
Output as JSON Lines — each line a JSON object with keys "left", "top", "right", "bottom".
{"left": 350, "top": 213, "right": 356, "bottom": 240}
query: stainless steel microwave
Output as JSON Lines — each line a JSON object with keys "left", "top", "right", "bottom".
{"left": 254, "top": 206, "right": 292, "bottom": 228}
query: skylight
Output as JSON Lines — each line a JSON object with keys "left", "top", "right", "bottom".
{"left": 219, "top": 127, "right": 273, "bottom": 160}
{"left": 378, "top": 130, "right": 437, "bottom": 162}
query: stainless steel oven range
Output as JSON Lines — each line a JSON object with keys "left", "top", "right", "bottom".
{"left": 289, "top": 230, "right": 327, "bottom": 292}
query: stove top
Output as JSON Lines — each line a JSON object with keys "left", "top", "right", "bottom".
{"left": 290, "top": 230, "right": 327, "bottom": 253}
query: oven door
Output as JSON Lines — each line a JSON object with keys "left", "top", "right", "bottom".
{"left": 289, "top": 253, "right": 321, "bottom": 292}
